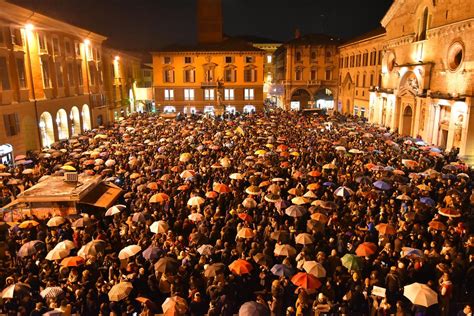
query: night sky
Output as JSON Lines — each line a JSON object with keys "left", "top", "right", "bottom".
{"left": 10, "top": 0, "right": 393, "bottom": 51}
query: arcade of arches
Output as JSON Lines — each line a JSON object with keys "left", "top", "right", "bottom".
{"left": 38, "top": 104, "right": 92, "bottom": 148}
{"left": 290, "top": 88, "right": 334, "bottom": 111}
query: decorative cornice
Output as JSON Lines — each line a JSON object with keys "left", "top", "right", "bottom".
{"left": 426, "top": 18, "right": 474, "bottom": 40}
{"left": 382, "top": 34, "right": 416, "bottom": 50}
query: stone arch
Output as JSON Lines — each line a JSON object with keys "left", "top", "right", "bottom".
{"left": 314, "top": 88, "right": 334, "bottom": 109}
{"left": 82, "top": 104, "right": 91, "bottom": 131}
{"left": 290, "top": 88, "right": 312, "bottom": 110}
{"left": 39, "top": 112, "right": 55, "bottom": 148}
{"left": 56, "top": 109, "right": 69, "bottom": 140}
{"left": 398, "top": 71, "right": 421, "bottom": 97}
{"left": 402, "top": 105, "right": 414, "bottom": 136}
{"left": 70, "top": 106, "right": 81, "bottom": 136}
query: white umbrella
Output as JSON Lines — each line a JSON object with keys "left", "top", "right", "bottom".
{"left": 108, "top": 282, "right": 133, "bottom": 301}
{"left": 187, "top": 196, "right": 205, "bottom": 206}
{"left": 303, "top": 261, "right": 327, "bottom": 278}
{"left": 46, "top": 216, "right": 66, "bottom": 227}
{"left": 1, "top": 283, "right": 31, "bottom": 299}
{"left": 188, "top": 213, "right": 204, "bottom": 222}
{"left": 40, "top": 286, "right": 64, "bottom": 298}
{"left": 197, "top": 244, "right": 214, "bottom": 256}
{"left": 403, "top": 283, "right": 438, "bottom": 307}
{"left": 105, "top": 204, "right": 126, "bottom": 217}
{"left": 46, "top": 247, "right": 70, "bottom": 261}
{"left": 118, "top": 245, "right": 142, "bottom": 260}
{"left": 149, "top": 220, "right": 169, "bottom": 234}
{"left": 54, "top": 240, "right": 75, "bottom": 250}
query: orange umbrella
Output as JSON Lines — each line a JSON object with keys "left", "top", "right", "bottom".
{"left": 280, "top": 161, "right": 290, "bottom": 168}
{"left": 355, "top": 242, "right": 377, "bottom": 256}
{"left": 61, "top": 256, "right": 85, "bottom": 267}
{"left": 149, "top": 193, "right": 170, "bottom": 203}
{"left": 259, "top": 180, "right": 271, "bottom": 188}
{"left": 205, "top": 191, "right": 218, "bottom": 199}
{"left": 291, "top": 272, "right": 321, "bottom": 290}
{"left": 229, "top": 259, "right": 253, "bottom": 275}
{"left": 428, "top": 220, "right": 447, "bottom": 231}
{"left": 177, "top": 184, "right": 190, "bottom": 191}
{"left": 280, "top": 151, "right": 290, "bottom": 158}
{"left": 277, "top": 144, "right": 288, "bottom": 152}
{"left": 365, "top": 163, "right": 376, "bottom": 170}
{"left": 438, "top": 208, "right": 461, "bottom": 218}
{"left": 238, "top": 213, "right": 252, "bottom": 222}
{"left": 146, "top": 182, "right": 159, "bottom": 190}
{"left": 213, "top": 183, "right": 231, "bottom": 194}
{"left": 308, "top": 170, "right": 321, "bottom": 177}
{"left": 311, "top": 212, "right": 328, "bottom": 223}
{"left": 307, "top": 183, "right": 320, "bottom": 191}
{"left": 180, "top": 170, "right": 196, "bottom": 179}
{"left": 376, "top": 223, "right": 397, "bottom": 235}
{"left": 170, "top": 166, "right": 180, "bottom": 172}
{"left": 237, "top": 227, "right": 255, "bottom": 239}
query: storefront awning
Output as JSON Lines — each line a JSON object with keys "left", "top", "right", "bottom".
{"left": 80, "top": 182, "right": 123, "bottom": 209}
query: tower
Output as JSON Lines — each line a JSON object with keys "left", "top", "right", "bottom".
{"left": 197, "top": 0, "right": 223, "bottom": 44}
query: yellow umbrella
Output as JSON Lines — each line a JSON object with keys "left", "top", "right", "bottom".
{"left": 291, "top": 196, "right": 309, "bottom": 205}
{"left": 179, "top": 153, "right": 192, "bottom": 163}
{"left": 187, "top": 196, "right": 205, "bottom": 206}
{"left": 237, "top": 227, "right": 255, "bottom": 239}
{"left": 18, "top": 220, "right": 39, "bottom": 229}
{"left": 61, "top": 165, "right": 76, "bottom": 171}
{"left": 254, "top": 149, "right": 267, "bottom": 156}
{"left": 290, "top": 151, "right": 300, "bottom": 157}
{"left": 229, "top": 173, "right": 244, "bottom": 180}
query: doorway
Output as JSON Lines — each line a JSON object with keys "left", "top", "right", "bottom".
{"left": 402, "top": 105, "right": 413, "bottom": 136}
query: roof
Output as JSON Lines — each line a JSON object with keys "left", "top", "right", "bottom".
{"left": 229, "top": 35, "right": 281, "bottom": 44}
{"left": 275, "top": 33, "right": 341, "bottom": 55}
{"left": 339, "top": 27, "right": 386, "bottom": 47}
{"left": 153, "top": 37, "right": 265, "bottom": 54}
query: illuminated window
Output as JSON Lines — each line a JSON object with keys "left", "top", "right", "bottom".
{"left": 244, "top": 88, "right": 254, "bottom": 100}
{"left": 164, "top": 89, "right": 174, "bottom": 101}
{"left": 266, "top": 55, "right": 272, "bottom": 63}
{"left": 16, "top": 59, "right": 26, "bottom": 89}
{"left": 204, "top": 89, "right": 214, "bottom": 100}
{"left": 184, "top": 89, "right": 194, "bottom": 101}
{"left": 184, "top": 69, "right": 195, "bottom": 83}
{"left": 325, "top": 69, "right": 332, "bottom": 80}
{"left": 224, "top": 89, "right": 234, "bottom": 100}
{"left": 76, "top": 62, "right": 83, "bottom": 86}
{"left": 40, "top": 58, "right": 51, "bottom": 88}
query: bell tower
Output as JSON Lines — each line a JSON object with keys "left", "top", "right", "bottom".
{"left": 197, "top": 0, "right": 223, "bottom": 44}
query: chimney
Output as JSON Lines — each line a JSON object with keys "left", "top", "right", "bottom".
{"left": 197, "top": 0, "right": 223, "bottom": 44}
{"left": 295, "top": 28, "right": 301, "bottom": 39}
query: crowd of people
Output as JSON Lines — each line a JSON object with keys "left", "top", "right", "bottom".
{"left": 0, "top": 110, "right": 473, "bottom": 316}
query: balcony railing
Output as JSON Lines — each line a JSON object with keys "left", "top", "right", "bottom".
{"left": 201, "top": 81, "right": 218, "bottom": 88}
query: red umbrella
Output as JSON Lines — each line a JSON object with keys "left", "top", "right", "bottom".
{"left": 291, "top": 272, "right": 321, "bottom": 289}
{"left": 61, "top": 256, "right": 85, "bottom": 267}
{"left": 376, "top": 223, "right": 397, "bottom": 235}
{"left": 237, "top": 213, "right": 252, "bottom": 222}
{"left": 438, "top": 208, "right": 461, "bottom": 218}
{"left": 205, "top": 191, "right": 218, "bottom": 199}
{"left": 229, "top": 259, "right": 253, "bottom": 275}
{"left": 355, "top": 242, "right": 377, "bottom": 256}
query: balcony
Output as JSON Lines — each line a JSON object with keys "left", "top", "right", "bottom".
{"left": 307, "top": 80, "right": 321, "bottom": 86}
{"left": 201, "top": 81, "right": 218, "bottom": 88}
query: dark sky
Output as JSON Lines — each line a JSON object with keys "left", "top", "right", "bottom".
{"left": 10, "top": 0, "right": 393, "bottom": 51}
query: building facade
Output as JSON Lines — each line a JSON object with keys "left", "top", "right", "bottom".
{"left": 0, "top": 0, "right": 107, "bottom": 159}
{"left": 251, "top": 41, "right": 282, "bottom": 107}
{"left": 368, "top": 0, "right": 474, "bottom": 159}
{"left": 337, "top": 28, "right": 385, "bottom": 117}
{"left": 273, "top": 33, "right": 340, "bottom": 111}
{"left": 152, "top": 40, "right": 265, "bottom": 115}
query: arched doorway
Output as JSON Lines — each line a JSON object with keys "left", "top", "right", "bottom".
{"left": 402, "top": 105, "right": 413, "bottom": 136}
{"left": 70, "top": 106, "right": 81, "bottom": 136}
{"left": 345, "top": 100, "right": 351, "bottom": 114}
{"left": 243, "top": 105, "right": 256, "bottom": 114}
{"left": 39, "top": 112, "right": 55, "bottom": 148}
{"left": 163, "top": 106, "right": 176, "bottom": 113}
{"left": 97, "top": 115, "right": 104, "bottom": 127}
{"left": 82, "top": 104, "right": 91, "bottom": 131}
{"left": 204, "top": 106, "right": 215, "bottom": 115}
{"left": 291, "top": 89, "right": 311, "bottom": 110}
{"left": 314, "top": 88, "right": 334, "bottom": 109}
{"left": 225, "top": 106, "right": 236, "bottom": 114}
{"left": 56, "top": 109, "right": 69, "bottom": 140}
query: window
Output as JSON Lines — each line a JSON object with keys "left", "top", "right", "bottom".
{"left": 418, "top": 8, "right": 429, "bottom": 41}
{"left": 295, "top": 69, "right": 302, "bottom": 81}
{"left": 74, "top": 42, "right": 81, "bottom": 57}
{"left": 224, "top": 68, "right": 236, "bottom": 82}
{"left": 0, "top": 57, "right": 10, "bottom": 90}
{"left": 52, "top": 37, "right": 60, "bottom": 55}
{"left": 244, "top": 68, "right": 256, "bottom": 82}
{"left": 184, "top": 56, "right": 192, "bottom": 64}
{"left": 11, "top": 28, "right": 22, "bottom": 46}
{"left": 370, "top": 74, "right": 374, "bottom": 86}
{"left": 204, "top": 89, "right": 214, "bottom": 100}
{"left": 447, "top": 41, "right": 464, "bottom": 71}
{"left": 16, "top": 59, "right": 26, "bottom": 89}
{"left": 245, "top": 56, "right": 254, "bottom": 63}
{"left": 224, "top": 89, "right": 234, "bottom": 100}
{"left": 311, "top": 50, "right": 317, "bottom": 60}
{"left": 244, "top": 88, "right": 254, "bottom": 100}
{"left": 295, "top": 51, "right": 302, "bottom": 62}
{"left": 354, "top": 106, "right": 359, "bottom": 116}
{"left": 266, "top": 55, "right": 272, "bottom": 63}
{"left": 77, "top": 63, "right": 83, "bottom": 86}
{"left": 164, "top": 89, "right": 174, "bottom": 100}
{"left": 89, "top": 63, "right": 96, "bottom": 86}
{"left": 363, "top": 53, "right": 368, "bottom": 66}
{"left": 164, "top": 56, "right": 171, "bottom": 64}
{"left": 56, "top": 63, "right": 64, "bottom": 87}
{"left": 361, "top": 107, "right": 366, "bottom": 118}
{"left": 205, "top": 68, "right": 214, "bottom": 82}
{"left": 356, "top": 74, "right": 360, "bottom": 87}
{"left": 310, "top": 69, "right": 317, "bottom": 81}
{"left": 356, "top": 54, "right": 361, "bottom": 67}
{"left": 40, "top": 58, "right": 51, "bottom": 87}
{"left": 184, "top": 69, "right": 195, "bottom": 83}
{"left": 225, "top": 56, "right": 233, "bottom": 63}
{"left": 3, "top": 113, "right": 19, "bottom": 136}
{"left": 64, "top": 40, "right": 72, "bottom": 56}
{"left": 325, "top": 69, "right": 332, "bottom": 80}
{"left": 350, "top": 56, "right": 354, "bottom": 67}
{"left": 362, "top": 74, "right": 366, "bottom": 87}
{"left": 164, "top": 69, "right": 174, "bottom": 83}
{"left": 67, "top": 63, "right": 75, "bottom": 86}
{"left": 184, "top": 88, "right": 194, "bottom": 101}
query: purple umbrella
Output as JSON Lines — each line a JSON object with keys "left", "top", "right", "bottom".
{"left": 373, "top": 180, "right": 391, "bottom": 191}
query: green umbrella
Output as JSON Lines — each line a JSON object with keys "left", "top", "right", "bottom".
{"left": 341, "top": 254, "right": 363, "bottom": 271}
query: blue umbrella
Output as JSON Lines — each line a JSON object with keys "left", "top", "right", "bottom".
{"left": 323, "top": 181, "right": 335, "bottom": 187}
{"left": 142, "top": 246, "right": 160, "bottom": 261}
{"left": 430, "top": 147, "right": 442, "bottom": 153}
{"left": 415, "top": 140, "right": 427, "bottom": 146}
{"left": 373, "top": 180, "right": 391, "bottom": 191}
{"left": 271, "top": 264, "right": 294, "bottom": 277}
{"left": 239, "top": 301, "right": 269, "bottom": 316}
{"left": 419, "top": 197, "right": 435, "bottom": 206}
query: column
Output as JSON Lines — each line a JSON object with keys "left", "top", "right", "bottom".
{"left": 431, "top": 104, "right": 441, "bottom": 145}
{"left": 413, "top": 98, "right": 422, "bottom": 137}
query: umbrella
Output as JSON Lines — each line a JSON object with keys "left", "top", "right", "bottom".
{"left": 303, "top": 261, "right": 326, "bottom": 278}
{"left": 18, "top": 240, "right": 44, "bottom": 257}
{"left": 270, "top": 230, "right": 290, "bottom": 243}
{"left": 334, "top": 186, "right": 354, "bottom": 198}
{"left": 197, "top": 244, "right": 213, "bottom": 256}
{"left": 206, "top": 191, "right": 218, "bottom": 199}
{"left": 396, "top": 194, "right": 412, "bottom": 201}
{"left": 179, "top": 152, "right": 192, "bottom": 162}
{"left": 40, "top": 286, "right": 64, "bottom": 298}
{"left": 242, "top": 197, "right": 257, "bottom": 209}
{"left": 180, "top": 169, "right": 196, "bottom": 179}
{"left": 46, "top": 216, "right": 66, "bottom": 227}
{"left": 341, "top": 254, "right": 363, "bottom": 271}
{"left": 428, "top": 220, "right": 447, "bottom": 231}
{"left": 308, "top": 170, "right": 322, "bottom": 177}
{"left": 322, "top": 163, "right": 337, "bottom": 170}
{"left": 376, "top": 223, "right": 397, "bottom": 235}
{"left": 291, "top": 272, "right": 321, "bottom": 290}
{"left": 285, "top": 205, "right": 307, "bottom": 217}
{"left": 417, "top": 184, "right": 431, "bottom": 191}
{"left": 291, "top": 196, "right": 309, "bottom": 205}
{"left": 61, "top": 256, "right": 85, "bottom": 267}
{"left": 119, "top": 244, "right": 142, "bottom": 260}
{"left": 131, "top": 212, "right": 146, "bottom": 223}
{"left": 213, "top": 183, "right": 231, "bottom": 194}
{"left": 274, "top": 244, "right": 297, "bottom": 257}
{"left": 154, "top": 257, "right": 179, "bottom": 273}
{"left": 311, "top": 212, "right": 329, "bottom": 223}
{"left": 71, "top": 217, "right": 92, "bottom": 228}
{"left": 149, "top": 193, "right": 170, "bottom": 203}
{"left": 402, "top": 247, "right": 425, "bottom": 258}
{"left": 46, "top": 247, "right": 70, "bottom": 261}
{"left": 237, "top": 227, "right": 255, "bottom": 239}
{"left": 229, "top": 173, "right": 244, "bottom": 180}
{"left": 60, "top": 165, "right": 76, "bottom": 171}
{"left": 150, "top": 220, "right": 169, "bottom": 234}
{"left": 419, "top": 197, "right": 435, "bottom": 206}
{"left": 239, "top": 301, "right": 269, "bottom": 316}
{"left": 229, "top": 259, "right": 253, "bottom": 275}
{"left": 271, "top": 264, "right": 294, "bottom": 277}
{"left": 264, "top": 193, "right": 281, "bottom": 203}
{"left": 108, "top": 282, "right": 133, "bottom": 302}
{"left": 373, "top": 180, "right": 391, "bottom": 190}
{"left": 355, "top": 242, "right": 377, "bottom": 257}
{"left": 295, "top": 233, "right": 314, "bottom": 245}
{"left": 187, "top": 196, "right": 205, "bottom": 206}
{"left": 105, "top": 204, "right": 126, "bottom": 216}
{"left": 105, "top": 159, "right": 116, "bottom": 167}
{"left": 162, "top": 296, "right": 188, "bottom": 315}
{"left": 1, "top": 283, "right": 31, "bottom": 299}
{"left": 403, "top": 283, "right": 438, "bottom": 307}
{"left": 237, "top": 213, "right": 252, "bottom": 222}
{"left": 438, "top": 208, "right": 461, "bottom": 218}
{"left": 188, "top": 212, "right": 204, "bottom": 222}
{"left": 142, "top": 246, "right": 160, "bottom": 261}
{"left": 54, "top": 240, "right": 75, "bottom": 250}
{"left": 245, "top": 185, "right": 262, "bottom": 195}
{"left": 253, "top": 253, "right": 272, "bottom": 267}
{"left": 204, "top": 263, "right": 226, "bottom": 278}
{"left": 18, "top": 220, "right": 39, "bottom": 229}
{"left": 78, "top": 240, "right": 107, "bottom": 257}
